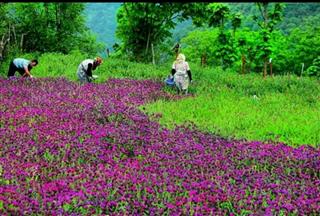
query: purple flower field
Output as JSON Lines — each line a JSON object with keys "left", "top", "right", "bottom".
{"left": 0, "top": 77, "right": 319, "bottom": 215}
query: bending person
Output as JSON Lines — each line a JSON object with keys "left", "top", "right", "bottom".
{"left": 7, "top": 58, "right": 38, "bottom": 78}
{"left": 77, "top": 57, "right": 103, "bottom": 84}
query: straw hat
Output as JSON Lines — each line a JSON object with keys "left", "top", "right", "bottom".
{"left": 95, "top": 57, "right": 103, "bottom": 65}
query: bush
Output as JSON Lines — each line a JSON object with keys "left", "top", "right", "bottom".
{"left": 305, "top": 56, "right": 320, "bottom": 78}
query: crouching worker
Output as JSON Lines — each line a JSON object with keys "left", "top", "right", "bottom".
{"left": 77, "top": 57, "right": 103, "bottom": 84}
{"left": 171, "top": 53, "right": 192, "bottom": 94}
{"left": 7, "top": 58, "right": 38, "bottom": 78}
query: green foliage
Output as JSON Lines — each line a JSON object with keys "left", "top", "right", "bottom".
{"left": 305, "top": 56, "right": 320, "bottom": 78}
{"left": 116, "top": 3, "right": 184, "bottom": 62}
{"left": 207, "top": 3, "right": 230, "bottom": 29}
{"left": 253, "top": 3, "right": 285, "bottom": 77}
{"left": 284, "top": 15, "right": 320, "bottom": 75}
{"left": 277, "top": 3, "right": 320, "bottom": 34}
{"left": 181, "top": 28, "right": 262, "bottom": 72}
{"left": 143, "top": 65, "right": 320, "bottom": 147}
{"left": 74, "top": 31, "right": 105, "bottom": 57}
{"left": 231, "top": 12, "right": 242, "bottom": 36}
{"left": 115, "top": 3, "right": 217, "bottom": 63}
{"left": 235, "top": 29, "right": 261, "bottom": 73}
{"left": 185, "top": 3, "right": 239, "bottom": 68}
{"left": 181, "top": 29, "right": 220, "bottom": 66}
{"left": 30, "top": 51, "right": 87, "bottom": 80}
{"left": 80, "top": 3, "right": 320, "bottom": 65}
{"left": 216, "top": 31, "right": 237, "bottom": 69}
{"left": 0, "top": 3, "right": 103, "bottom": 63}
{"left": 228, "top": 3, "right": 320, "bottom": 34}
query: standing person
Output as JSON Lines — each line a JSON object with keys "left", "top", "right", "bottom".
{"left": 171, "top": 53, "right": 192, "bottom": 95}
{"left": 7, "top": 58, "right": 38, "bottom": 78}
{"left": 76, "top": 57, "right": 103, "bottom": 84}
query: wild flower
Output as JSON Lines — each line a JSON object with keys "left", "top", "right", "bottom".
{"left": 0, "top": 77, "right": 319, "bottom": 214}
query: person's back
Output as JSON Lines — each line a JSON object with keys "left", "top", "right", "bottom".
{"left": 77, "top": 57, "right": 102, "bottom": 84}
{"left": 13, "top": 58, "right": 30, "bottom": 69}
{"left": 77, "top": 59, "right": 94, "bottom": 83}
{"left": 174, "top": 60, "right": 189, "bottom": 75}
{"left": 78, "top": 59, "right": 94, "bottom": 72}
{"left": 8, "top": 58, "right": 38, "bottom": 78}
{"left": 171, "top": 54, "right": 192, "bottom": 94}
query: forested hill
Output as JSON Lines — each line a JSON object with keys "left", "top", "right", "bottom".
{"left": 228, "top": 2, "right": 320, "bottom": 33}
{"left": 84, "top": 2, "right": 320, "bottom": 47}
{"left": 84, "top": 3, "right": 121, "bottom": 48}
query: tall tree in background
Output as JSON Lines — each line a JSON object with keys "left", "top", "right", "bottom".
{"left": 190, "top": 3, "right": 240, "bottom": 68}
{"left": 231, "top": 12, "right": 242, "bottom": 38}
{"left": 13, "top": 3, "right": 101, "bottom": 54}
{"left": 117, "top": 3, "right": 180, "bottom": 62}
{"left": 253, "top": 3, "right": 284, "bottom": 78}
{"left": 116, "top": 3, "right": 210, "bottom": 63}
{"left": 0, "top": 3, "right": 14, "bottom": 60}
{"left": 0, "top": 2, "right": 103, "bottom": 62}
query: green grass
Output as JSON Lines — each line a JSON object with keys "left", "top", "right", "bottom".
{"left": 0, "top": 51, "right": 170, "bottom": 81}
{"left": 143, "top": 91, "right": 320, "bottom": 147}
{"left": 143, "top": 66, "right": 320, "bottom": 147}
{"left": 32, "top": 51, "right": 171, "bottom": 81}
{"left": 1, "top": 52, "right": 319, "bottom": 147}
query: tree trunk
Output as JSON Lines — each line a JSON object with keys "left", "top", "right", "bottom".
{"left": 263, "top": 57, "right": 267, "bottom": 78}
{"left": 8, "top": 23, "right": 11, "bottom": 47}
{"left": 20, "top": 33, "right": 26, "bottom": 52}
{"left": 263, "top": 4, "right": 268, "bottom": 78}
{"left": 0, "top": 33, "right": 9, "bottom": 61}
{"left": 241, "top": 54, "right": 246, "bottom": 74}
{"left": 12, "top": 25, "right": 17, "bottom": 45}
{"left": 145, "top": 29, "right": 150, "bottom": 56}
{"left": 151, "top": 43, "right": 155, "bottom": 65}
{"left": 44, "top": 3, "right": 49, "bottom": 27}
{"left": 55, "top": 4, "right": 61, "bottom": 32}
{"left": 201, "top": 53, "right": 207, "bottom": 67}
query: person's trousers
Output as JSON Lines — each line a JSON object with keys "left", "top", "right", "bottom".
{"left": 7, "top": 61, "right": 25, "bottom": 77}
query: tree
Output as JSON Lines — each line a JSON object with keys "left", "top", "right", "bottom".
{"left": 115, "top": 3, "right": 212, "bottom": 63}
{"left": 253, "top": 3, "right": 285, "bottom": 78}
{"left": 0, "top": 3, "right": 10, "bottom": 61}
{"left": 181, "top": 29, "right": 221, "bottom": 66}
{"left": 231, "top": 12, "right": 242, "bottom": 38}
{"left": 116, "top": 3, "right": 186, "bottom": 62}
{"left": 188, "top": 3, "right": 240, "bottom": 68}
{"left": 305, "top": 56, "right": 320, "bottom": 78}
{"left": 1, "top": 3, "right": 103, "bottom": 56}
{"left": 285, "top": 15, "right": 320, "bottom": 75}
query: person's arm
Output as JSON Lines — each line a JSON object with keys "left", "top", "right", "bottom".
{"left": 171, "top": 68, "right": 176, "bottom": 76}
{"left": 171, "top": 62, "right": 176, "bottom": 76}
{"left": 187, "top": 70, "right": 192, "bottom": 81}
{"left": 22, "top": 66, "right": 31, "bottom": 77}
{"left": 86, "top": 63, "right": 93, "bottom": 77}
{"left": 186, "top": 62, "right": 192, "bottom": 81}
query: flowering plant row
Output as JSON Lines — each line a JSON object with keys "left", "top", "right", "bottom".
{"left": 0, "top": 78, "right": 319, "bottom": 215}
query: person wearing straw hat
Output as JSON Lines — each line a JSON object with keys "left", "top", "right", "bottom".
{"left": 77, "top": 57, "right": 103, "bottom": 83}
{"left": 171, "top": 53, "right": 192, "bottom": 94}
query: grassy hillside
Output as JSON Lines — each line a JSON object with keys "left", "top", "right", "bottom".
{"left": 1, "top": 52, "right": 319, "bottom": 147}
